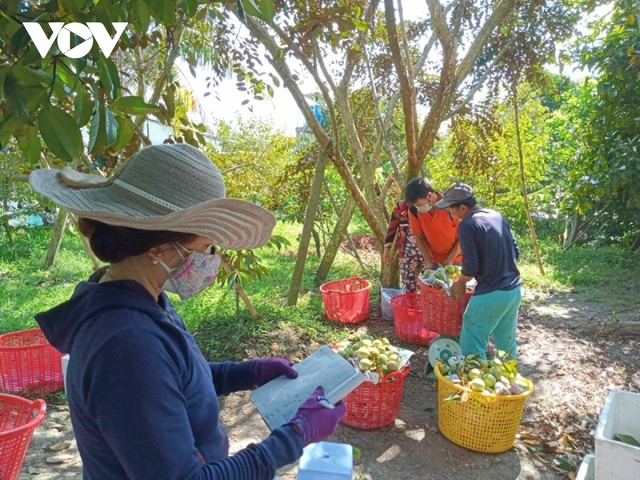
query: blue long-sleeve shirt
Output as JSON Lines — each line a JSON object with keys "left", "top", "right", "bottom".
{"left": 35, "top": 279, "right": 302, "bottom": 479}
{"left": 458, "top": 207, "right": 521, "bottom": 295}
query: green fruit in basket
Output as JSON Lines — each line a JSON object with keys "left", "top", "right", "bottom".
{"left": 479, "top": 358, "right": 490, "bottom": 368}
{"left": 387, "top": 360, "right": 400, "bottom": 372}
{"left": 355, "top": 347, "right": 371, "bottom": 359}
{"left": 482, "top": 374, "right": 497, "bottom": 388}
{"left": 361, "top": 339, "right": 373, "bottom": 347}
{"left": 490, "top": 366, "right": 504, "bottom": 379}
{"left": 381, "top": 365, "right": 390, "bottom": 375}
{"left": 468, "top": 368, "right": 483, "bottom": 380}
{"left": 513, "top": 378, "right": 531, "bottom": 392}
{"left": 378, "top": 354, "right": 389, "bottom": 365}
{"left": 368, "top": 347, "right": 379, "bottom": 356}
{"left": 469, "top": 378, "right": 485, "bottom": 392}
{"left": 500, "top": 377, "right": 511, "bottom": 388}
{"left": 439, "top": 363, "right": 451, "bottom": 375}
{"left": 381, "top": 337, "right": 391, "bottom": 345}
{"left": 490, "top": 358, "right": 503, "bottom": 368}
{"left": 372, "top": 339, "right": 383, "bottom": 347}
{"left": 444, "top": 265, "right": 457, "bottom": 275}
{"left": 359, "top": 358, "right": 373, "bottom": 371}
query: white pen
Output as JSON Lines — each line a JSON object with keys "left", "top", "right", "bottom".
{"left": 316, "top": 395, "right": 335, "bottom": 409}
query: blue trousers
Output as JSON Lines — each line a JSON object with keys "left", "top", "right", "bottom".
{"left": 459, "top": 286, "right": 522, "bottom": 360}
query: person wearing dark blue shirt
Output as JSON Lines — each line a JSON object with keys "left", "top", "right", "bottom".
{"left": 30, "top": 144, "right": 345, "bottom": 480}
{"left": 436, "top": 183, "right": 522, "bottom": 360}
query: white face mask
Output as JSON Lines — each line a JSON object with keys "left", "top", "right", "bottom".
{"left": 160, "top": 243, "right": 221, "bottom": 300}
{"left": 416, "top": 203, "right": 432, "bottom": 213}
{"left": 415, "top": 193, "right": 434, "bottom": 213}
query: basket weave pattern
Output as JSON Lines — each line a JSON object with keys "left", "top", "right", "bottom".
{"left": 0, "top": 328, "right": 64, "bottom": 394}
{"left": 392, "top": 293, "right": 437, "bottom": 346}
{"left": 341, "top": 367, "right": 409, "bottom": 430}
{"left": 319, "top": 277, "right": 371, "bottom": 324}
{"left": 419, "top": 281, "right": 472, "bottom": 336}
{"left": 435, "top": 364, "right": 533, "bottom": 453}
{"left": 0, "top": 394, "right": 47, "bottom": 480}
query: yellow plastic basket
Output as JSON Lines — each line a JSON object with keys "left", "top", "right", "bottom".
{"left": 435, "top": 362, "right": 533, "bottom": 453}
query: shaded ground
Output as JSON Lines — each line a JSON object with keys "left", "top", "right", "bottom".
{"left": 18, "top": 235, "right": 640, "bottom": 479}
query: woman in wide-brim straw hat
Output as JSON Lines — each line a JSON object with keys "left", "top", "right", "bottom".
{"left": 30, "top": 144, "right": 345, "bottom": 480}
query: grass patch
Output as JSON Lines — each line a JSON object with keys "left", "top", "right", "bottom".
{"left": 1, "top": 225, "right": 638, "bottom": 361}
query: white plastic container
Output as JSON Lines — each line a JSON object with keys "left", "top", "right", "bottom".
{"left": 61, "top": 354, "right": 70, "bottom": 394}
{"left": 595, "top": 390, "right": 640, "bottom": 479}
{"left": 576, "top": 454, "right": 595, "bottom": 480}
{"left": 381, "top": 287, "right": 403, "bottom": 322}
{"left": 297, "top": 442, "right": 353, "bottom": 480}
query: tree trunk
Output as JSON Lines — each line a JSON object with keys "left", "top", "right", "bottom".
{"left": 43, "top": 209, "right": 68, "bottom": 269}
{"left": 288, "top": 150, "right": 328, "bottom": 306}
{"left": 512, "top": 81, "right": 544, "bottom": 276}
{"left": 311, "top": 228, "right": 322, "bottom": 257}
{"left": 316, "top": 195, "right": 357, "bottom": 283}
{"left": 380, "top": 247, "right": 400, "bottom": 289}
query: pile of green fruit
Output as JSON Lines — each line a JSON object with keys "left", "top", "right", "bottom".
{"left": 421, "top": 265, "right": 462, "bottom": 290}
{"left": 438, "top": 353, "right": 532, "bottom": 396}
{"left": 336, "top": 333, "right": 404, "bottom": 376}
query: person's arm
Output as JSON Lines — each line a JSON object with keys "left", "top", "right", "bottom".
{"left": 444, "top": 239, "right": 461, "bottom": 265}
{"left": 209, "top": 361, "right": 255, "bottom": 395}
{"left": 450, "top": 223, "right": 478, "bottom": 298}
{"left": 88, "top": 322, "right": 301, "bottom": 480}
{"left": 414, "top": 234, "right": 434, "bottom": 269}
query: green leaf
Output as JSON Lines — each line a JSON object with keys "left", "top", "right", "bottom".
{"left": 104, "top": 58, "right": 121, "bottom": 99}
{"left": 144, "top": 0, "right": 175, "bottom": 25}
{"left": 112, "top": 96, "right": 160, "bottom": 115}
{"left": 132, "top": 0, "right": 151, "bottom": 34}
{"left": 97, "top": 58, "right": 114, "bottom": 97}
{"left": 552, "top": 457, "right": 573, "bottom": 471}
{"left": 423, "top": 407, "right": 435, "bottom": 412}
{"left": 16, "top": 126, "right": 41, "bottom": 165}
{"left": 614, "top": 434, "right": 640, "bottom": 447}
{"left": 104, "top": 106, "right": 118, "bottom": 147}
{"left": 180, "top": 0, "right": 198, "bottom": 15}
{"left": 73, "top": 87, "right": 93, "bottom": 127}
{"left": 37, "top": 107, "right": 84, "bottom": 162}
{"left": 4, "top": 73, "right": 30, "bottom": 124}
{"left": 114, "top": 115, "right": 135, "bottom": 150}
{"left": 352, "top": 446, "right": 361, "bottom": 460}
{"left": 89, "top": 102, "right": 106, "bottom": 154}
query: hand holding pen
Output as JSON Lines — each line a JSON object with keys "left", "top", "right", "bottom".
{"left": 287, "top": 386, "right": 346, "bottom": 447}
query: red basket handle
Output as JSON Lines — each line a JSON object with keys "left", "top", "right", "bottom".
{"left": 31, "top": 398, "right": 47, "bottom": 421}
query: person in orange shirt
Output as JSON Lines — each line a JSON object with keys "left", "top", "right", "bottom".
{"left": 405, "top": 178, "right": 462, "bottom": 269}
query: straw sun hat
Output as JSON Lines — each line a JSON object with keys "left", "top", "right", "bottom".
{"left": 29, "top": 144, "right": 276, "bottom": 250}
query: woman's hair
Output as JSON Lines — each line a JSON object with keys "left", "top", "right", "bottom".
{"left": 405, "top": 178, "right": 435, "bottom": 204}
{"left": 78, "top": 218, "right": 197, "bottom": 263}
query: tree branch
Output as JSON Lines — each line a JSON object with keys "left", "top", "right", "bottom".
{"left": 384, "top": 0, "right": 418, "bottom": 169}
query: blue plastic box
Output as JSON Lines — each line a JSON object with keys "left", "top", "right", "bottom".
{"left": 297, "top": 442, "right": 353, "bottom": 480}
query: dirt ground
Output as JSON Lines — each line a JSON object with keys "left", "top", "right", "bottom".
{"left": 17, "top": 237, "right": 640, "bottom": 479}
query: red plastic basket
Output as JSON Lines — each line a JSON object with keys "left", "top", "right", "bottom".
{"left": 419, "top": 281, "right": 472, "bottom": 337}
{"left": 0, "top": 328, "right": 64, "bottom": 394}
{"left": 0, "top": 394, "right": 47, "bottom": 480}
{"left": 319, "top": 277, "right": 371, "bottom": 323}
{"left": 392, "top": 293, "right": 438, "bottom": 346}
{"left": 341, "top": 367, "right": 410, "bottom": 429}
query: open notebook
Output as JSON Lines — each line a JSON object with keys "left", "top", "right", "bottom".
{"left": 249, "top": 345, "right": 366, "bottom": 430}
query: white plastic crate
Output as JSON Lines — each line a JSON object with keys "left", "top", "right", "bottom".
{"left": 297, "top": 442, "right": 352, "bottom": 480}
{"left": 576, "top": 454, "right": 594, "bottom": 480}
{"left": 595, "top": 390, "right": 640, "bottom": 479}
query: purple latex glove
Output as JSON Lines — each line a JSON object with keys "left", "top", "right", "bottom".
{"left": 287, "top": 386, "right": 346, "bottom": 447}
{"left": 252, "top": 357, "right": 298, "bottom": 387}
